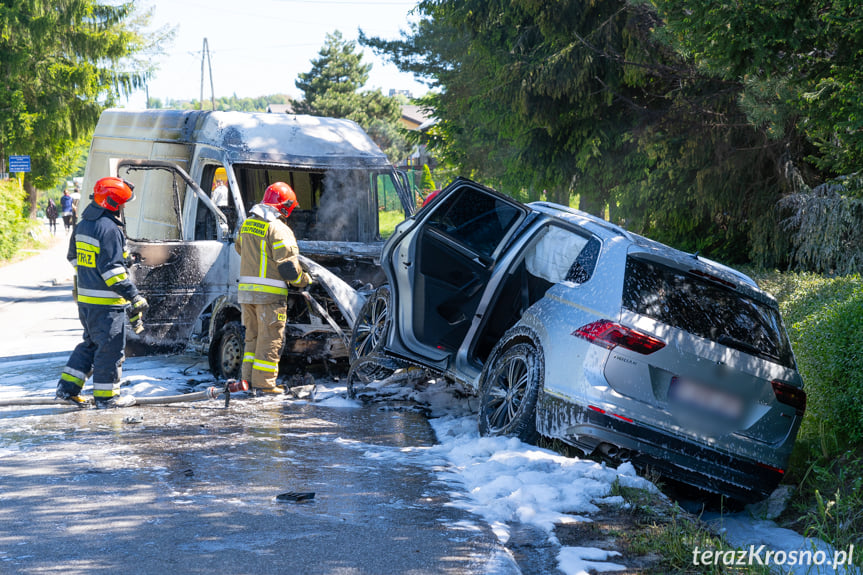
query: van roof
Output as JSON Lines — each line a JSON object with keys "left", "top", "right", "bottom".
{"left": 97, "top": 109, "right": 393, "bottom": 169}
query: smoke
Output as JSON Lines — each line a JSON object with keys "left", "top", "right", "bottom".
{"left": 316, "top": 170, "right": 366, "bottom": 241}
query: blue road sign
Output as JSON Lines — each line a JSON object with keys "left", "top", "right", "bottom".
{"left": 9, "top": 155, "right": 31, "bottom": 172}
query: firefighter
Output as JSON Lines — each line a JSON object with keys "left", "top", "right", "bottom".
{"left": 234, "top": 182, "right": 311, "bottom": 394}
{"left": 55, "top": 177, "right": 148, "bottom": 408}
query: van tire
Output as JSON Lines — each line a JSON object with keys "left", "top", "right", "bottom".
{"left": 209, "top": 320, "right": 245, "bottom": 379}
{"left": 477, "top": 327, "right": 543, "bottom": 443}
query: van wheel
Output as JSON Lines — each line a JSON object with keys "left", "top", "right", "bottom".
{"left": 478, "top": 327, "right": 543, "bottom": 443}
{"left": 349, "top": 285, "right": 390, "bottom": 364}
{"left": 209, "top": 321, "right": 245, "bottom": 379}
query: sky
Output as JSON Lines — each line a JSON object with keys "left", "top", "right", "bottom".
{"left": 122, "top": 0, "right": 429, "bottom": 109}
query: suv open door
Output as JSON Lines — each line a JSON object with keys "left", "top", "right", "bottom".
{"left": 381, "top": 178, "right": 528, "bottom": 372}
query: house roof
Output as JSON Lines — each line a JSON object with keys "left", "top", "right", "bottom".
{"left": 400, "top": 105, "right": 433, "bottom": 129}
{"left": 267, "top": 103, "right": 294, "bottom": 114}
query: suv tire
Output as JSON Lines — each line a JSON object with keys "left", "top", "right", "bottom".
{"left": 349, "top": 285, "right": 391, "bottom": 364}
{"left": 478, "top": 326, "right": 543, "bottom": 443}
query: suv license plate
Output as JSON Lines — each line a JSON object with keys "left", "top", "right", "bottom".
{"left": 669, "top": 377, "right": 743, "bottom": 419}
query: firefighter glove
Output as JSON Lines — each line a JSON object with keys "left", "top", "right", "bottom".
{"left": 290, "top": 271, "right": 312, "bottom": 289}
{"left": 127, "top": 295, "right": 148, "bottom": 321}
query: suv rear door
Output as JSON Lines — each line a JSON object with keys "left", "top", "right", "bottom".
{"left": 383, "top": 179, "right": 528, "bottom": 369}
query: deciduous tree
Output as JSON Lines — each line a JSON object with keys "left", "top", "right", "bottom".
{"left": 0, "top": 0, "right": 170, "bottom": 215}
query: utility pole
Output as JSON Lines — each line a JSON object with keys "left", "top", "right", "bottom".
{"left": 200, "top": 38, "right": 216, "bottom": 110}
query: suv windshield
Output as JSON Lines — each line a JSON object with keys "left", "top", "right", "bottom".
{"left": 622, "top": 257, "right": 795, "bottom": 368}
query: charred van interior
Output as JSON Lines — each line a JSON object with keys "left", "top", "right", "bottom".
{"left": 119, "top": 160, "right": 403, "bottom": 376}
{"left": 195, "top": 164, "right": 390, "bottom": 242}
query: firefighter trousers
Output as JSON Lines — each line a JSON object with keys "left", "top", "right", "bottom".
{"left": 58, "top": 305, "right": 126, "bottom": 399}
{"left": 240, "top": 301, "right": 286, "bottom": 389}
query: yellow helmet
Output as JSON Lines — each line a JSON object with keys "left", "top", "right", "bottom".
{"left": 215, "top": 167, "right": 227, "bottom": 181}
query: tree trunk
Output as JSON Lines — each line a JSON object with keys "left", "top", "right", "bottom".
{"left": 578, "top": 191, "right": 607, "bottom": 220}
{"left": 25, "top": 178, "right": 38, "bottom": 218}
{"left": 547, "top": 186, "right": 570, "bottom": 207}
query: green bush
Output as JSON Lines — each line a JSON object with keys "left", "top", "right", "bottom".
{"left": 790, "top": 276, "right": 863, "bottom": 450}
{"left": 754, "top": 271, "right": 863, "bottom": 455}
{"left": 420, "top": 164, "right": 436, "bottom": 192}
{"left": 752, "top": 271, "right": 863, "bottom": 550}
{"left": 0, "top": 181, "right": 29, "bottom": 261}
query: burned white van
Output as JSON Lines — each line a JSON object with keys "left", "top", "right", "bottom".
{"left": 81, "top": 109, "right": 414, "bottom": 377}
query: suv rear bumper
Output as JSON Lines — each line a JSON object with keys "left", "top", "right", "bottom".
{"left": 538, "top": 393, "right": 784, "bottom": 503}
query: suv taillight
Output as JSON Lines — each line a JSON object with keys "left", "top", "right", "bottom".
{"left": 573, "top": 320, "right": 666, "bottom": 355}
{"left": 771, "top": 380, "right": 806, "bottom": 416}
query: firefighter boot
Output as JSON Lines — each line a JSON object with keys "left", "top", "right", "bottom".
{"left": 253, "top": 385, "right": 286, "bottom": 397}
{"left": 94, "top": 395, "right": 135, "bottom": 409}
{"left": 55, "top": 382, "right": 88, "bottom": 408}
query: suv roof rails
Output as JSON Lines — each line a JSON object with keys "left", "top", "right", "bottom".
{"left": 529, "top": 201, "right": 633, "bottom": 240}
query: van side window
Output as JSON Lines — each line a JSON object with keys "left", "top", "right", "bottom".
{"left": 375, "top": 173, "right": 405, "bottom": 239}
{"left": 120, "top": 167, "right": 183, "bottom": 241}
{"left": 232, "top": 164, "right": 374, "bottom": 242}
{"left": 195, "top": 164, "right": 235, "bottom": 240}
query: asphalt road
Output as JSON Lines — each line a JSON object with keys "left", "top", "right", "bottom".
{"left": 0, "top": 393, "right": 511, "bottom": 574}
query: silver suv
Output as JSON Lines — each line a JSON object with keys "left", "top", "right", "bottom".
{"left": 349, "top": 177, "right": 805, "bottom": 503}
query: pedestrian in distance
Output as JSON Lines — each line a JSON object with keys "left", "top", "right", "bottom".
{"left": 71, "top": 186, "right": 81, "bottom": 231}
{"left": 234, "top": 182, "right": 311, "bottom": 395}
{"left": 45, "top": 199, "right": 58, "bottom": 235}
{"left": 55, "top": 177, "right": 149, "bottom": 409}
{"left": 60, "top": 190, "right": 74, "bottom": 233}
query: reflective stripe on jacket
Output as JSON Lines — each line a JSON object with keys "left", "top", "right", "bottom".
{"left": 234, "top": 203, "right": 303, "bottom": 304}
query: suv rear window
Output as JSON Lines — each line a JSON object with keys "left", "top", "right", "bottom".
{"left": 622, "top": 257, "right": 795, "bottom": 368}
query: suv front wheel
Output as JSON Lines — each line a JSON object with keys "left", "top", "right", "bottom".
{"left": 349, "top": 285, "right": 391, "bottom": 364}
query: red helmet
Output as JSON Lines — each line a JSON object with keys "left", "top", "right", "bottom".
{"left": 93, "top": 177, "right": 135, "bottom": 211}
{"left": 262, "top": 182, "right": 298, "bottom": 217}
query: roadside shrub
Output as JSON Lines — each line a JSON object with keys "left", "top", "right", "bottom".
{"left": 0, "top": 180, "right": 29, "bottom": 260}
{"left": 420, "top": 164, "right": 436, "bottom": 192}
{"left": 786, "top": 275, "right": 863, "bottom": 452}
{"left": 753, "top": 271, "right": 863, "bottom": 552}
{"left": 754, "top": 271, "right": 863, "bottom": 455}
{"left": 755, "top": 273, "right": 862, "bottom": 454}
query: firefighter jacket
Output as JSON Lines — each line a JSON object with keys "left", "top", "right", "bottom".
{"left": 234, "top": 203, "right": 306, "bottom": 305}
{"left": 68, "top": 203, "right": 139, "bottom": 307}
